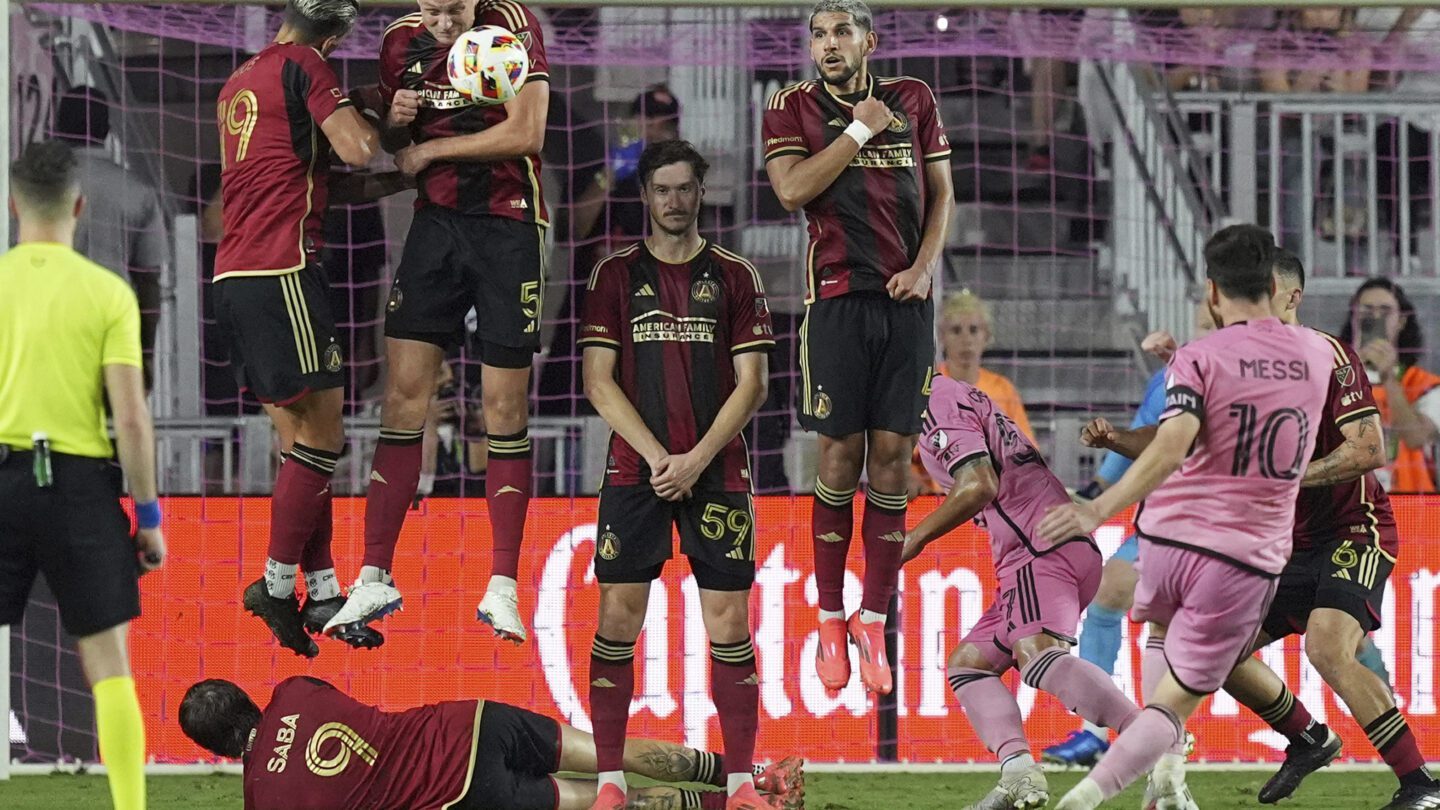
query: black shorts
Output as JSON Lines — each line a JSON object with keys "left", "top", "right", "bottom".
{"left": 797, "top": 293, "right": 934, "bottom": 437}
{"left": 213, "top": 265, "right": 345, "bottom": 405}
{"left": 455, "top": 701, "right": 562, "bottom": 810}
{"left": 0, "top": 450, "right": 141, "bottom": 637}
{"left": 595, "top": 486, "right": 756, "bottom": 591}
{"left": 1261, "top": 538, "right": 1395, "bottom": 640}
{"left": 385, "top": 205, "right": 545, "bottom": 367}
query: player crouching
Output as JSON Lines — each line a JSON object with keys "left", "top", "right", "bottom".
{"left": 905, "top": 375, "right": 1175, "bottom": 810}
{"left": 180, "top": 677, "right": 803, "bottom": 810}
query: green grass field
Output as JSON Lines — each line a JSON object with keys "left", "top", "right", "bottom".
{"left": 0, "top": 770, "right": 1401, "bottom": 809}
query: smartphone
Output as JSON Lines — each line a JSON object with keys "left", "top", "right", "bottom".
{"left": 1359, "top": 316, "right": 1387, "bottom": 371}
{"left": 1359, "top": 315, "right": 1387, "bottom": 348}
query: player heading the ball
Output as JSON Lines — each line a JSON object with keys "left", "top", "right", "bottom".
{"left": 325, "top": 0, "right": 550, "bottom": 645}
{"left": 763, "top": 0, "right": 954, "bottom": 699}
{"left": 579, "top": 140, "right": 776, "bottom": 810}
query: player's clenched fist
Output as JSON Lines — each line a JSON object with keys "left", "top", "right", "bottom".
{"left": 853, "top": 97, "right": 893, "bottom": 138}
{"left": 1080, "top": 417, "right": 1119, "bottom": 449}
{"left": 1141, "top": 329, "right": 1178, "bottom": 363}
{"left": 387, "top": 89, "right": 421, "bottom": 128}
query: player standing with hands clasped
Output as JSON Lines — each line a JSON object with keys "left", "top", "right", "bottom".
{"left": 579, "top": 140, "right": 778, "bottom": 810}
{"left": 1038, "top": 226, "right": 1335, "bottom": 810}
{"left": 763, "top": 0, "right": 953, "bottom": 698}
{"left": 326, "top": 0, "right": 551, "bottom": 644}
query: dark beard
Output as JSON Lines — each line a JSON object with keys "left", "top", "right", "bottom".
{"left": 817, "top": 59, "right": 859, "bottom": 87}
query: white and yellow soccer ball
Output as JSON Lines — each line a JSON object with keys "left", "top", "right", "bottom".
{"left": 446, "top": 25, "right": 530, "bottom": 106}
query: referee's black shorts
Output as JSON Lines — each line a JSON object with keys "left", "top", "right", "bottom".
{"left": 0, "top": 449, "right": 141, "bottom": 637}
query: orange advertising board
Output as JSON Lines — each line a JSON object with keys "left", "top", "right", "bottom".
{"left": 129, "top": 496, "right": 1440, "bottom": 764}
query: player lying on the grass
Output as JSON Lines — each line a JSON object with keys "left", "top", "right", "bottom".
{"left": 1039, "top": 225, "right": 1336, "bottom": 810}
{"left": 1081, "top": 250, "right": 1440, "bottom": 810}
{"left": 179, "top": 677, "right": 804, "bottom": 810}
{"left": 903, "top": 374, "right": 1148, "bottom": 810}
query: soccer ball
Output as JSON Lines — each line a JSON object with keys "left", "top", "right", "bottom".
{"left": 447, "top": 26, "right": 530, "bottom": 106}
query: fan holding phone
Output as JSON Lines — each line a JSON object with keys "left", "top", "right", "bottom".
{"left": 1339, "top": 278, "right": 1440, "bottom": 493}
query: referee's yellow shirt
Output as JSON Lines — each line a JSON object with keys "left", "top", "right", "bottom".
{"left": 0, "top": 242, "right": 142, "bottom": 458}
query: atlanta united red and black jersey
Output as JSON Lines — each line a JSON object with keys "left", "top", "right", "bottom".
{"left": 379, "top": 1, "right": 549, "bottom": 223}
{"left": 579, "top": 241, "right": 775, "bottom": 490}
{"left": 215, "top": 43, "right": 351, "bottom": 280}
{"left": 1293, "top": 329, "right": 1399, "bottom": 557}
{"left": 241, "top": 677, "right": 481, "bottom": 810}
{"left": 762, "top": 74, "right": 950, "bottom": 302}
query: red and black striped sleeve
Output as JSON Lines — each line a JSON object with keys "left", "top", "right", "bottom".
{"left": 715, "top": 247, "right": 775, "bottom": 356}
{"left": 578, "top": 251, "right": 628, "bottom": 351}
{"left": 762, "top": 83, "right": 810, "bottom": 163}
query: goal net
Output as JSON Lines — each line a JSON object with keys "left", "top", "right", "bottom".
{"left": 8, "top": 2, "right": 1440, "bottom": 769}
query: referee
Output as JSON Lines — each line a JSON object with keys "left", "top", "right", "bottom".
{"left": 0, "top": 140, "right": 164, "bottom": 810}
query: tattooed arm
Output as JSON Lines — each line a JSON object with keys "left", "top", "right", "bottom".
{"left": 1301, "top": 414, "right": 1385, "bottom": 488}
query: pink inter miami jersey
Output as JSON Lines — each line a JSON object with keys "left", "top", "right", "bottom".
{"left": 1136, "top": 318, "right": 1333, "bottom": 576}
{"left": 919, "top": 375, "right": 1087, "bottom": 573}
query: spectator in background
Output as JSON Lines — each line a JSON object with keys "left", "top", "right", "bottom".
{"left": 53, "top": 87, "right": 168, "bottom": 389}
{"left": 1340, "top": 278, "right": 1440, "bottom": 492}
{"left": 1263, "top": 10, "right": 1373, "bottom": 255}
{"left": 910, "top": 290, "right": 1033, "bottom": 495}
{"left": 538, "top": 85, "right": 682, "bottom": 417}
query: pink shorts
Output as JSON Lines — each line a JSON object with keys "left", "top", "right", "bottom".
{"left": 1132, "top": 540, "right": 1278, "bottom": 695}
{"left": 964, "top": 541, "right": 1102, "bottom": 669}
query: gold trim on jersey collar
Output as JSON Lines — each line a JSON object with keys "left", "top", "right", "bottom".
{"left": 823, "top": 73, "right": 875, "bottom": 109}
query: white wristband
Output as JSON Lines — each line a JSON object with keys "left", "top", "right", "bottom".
{"left": 843, "top": 120, "right": 875, "bottom": 148}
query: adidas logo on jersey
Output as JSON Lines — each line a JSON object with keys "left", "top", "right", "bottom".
{"left": 408, "top": 61, "right": 424, "bottom": 75}
{"left": 827, "top": 117, "right": 848, "bottom": 128}
{"left": 634, "top": 283, "right": 655, "bottom": 297}
{"left": 726, "top": 547, "right": 749, "bottom": 561}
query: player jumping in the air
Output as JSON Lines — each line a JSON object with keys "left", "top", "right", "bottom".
{"left": 179, "top": 677, "right": 804, "bottom": 810}
{"left": 1040, "top": 225, "right": 1336, "bottom": 809}
{"left": 579, "top": 140, "right": 775, "bottom": 810}
{"left": 905, "top": 376, "right": 1144, "bottom": 809}
{"left": 216, "top": 0, "right": 404, "bottom": 656}
{"left": 1086, "top": 250, "right": 1440, "bottom": 810}
{"left": 327, "top": 0, "right": 551, "bottom": 644}
{"left": 763, "top": 0, "right": 953, "bottom": 698}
